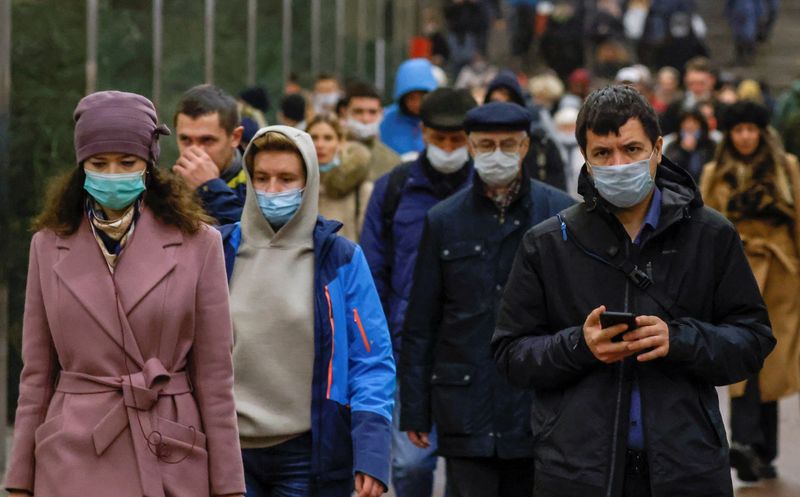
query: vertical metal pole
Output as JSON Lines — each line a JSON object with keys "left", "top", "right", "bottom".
{"left": 152, "top": 0, "right": 163, "bottom": 108}
{"left": 356, "top": 0, "right": 366, "bottom": 77}
{"left": 375, "top": 0, "right": 386, "bottom": 93}
{"left": 247, "top": 0, "right": 257, "bottom": 86}
{"left": 282, "top": 0, "right": 292, "bottom": 87}
{"left": 0, "top": 0, "right": 10, "bottom": 472}
{"left": 86, "top": 0, "right": 98, "bottom": 94}
{"left": 335, "top": 0, "right": 345, "bottom": 77}
{"left": 204, "top": 0, "right": 215, "bottom": 84}
{"left": 311, "top": 0, "right": 321, "bottom": 77}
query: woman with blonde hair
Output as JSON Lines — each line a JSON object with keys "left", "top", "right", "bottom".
{"left": 307, "top": 114, "right": 373, "bottom": 241}
{"left": 700, "top": 100, "right": 800, "bottom": 482}
{"left": 5, "top": 91, "right": 245, "bottom": 497}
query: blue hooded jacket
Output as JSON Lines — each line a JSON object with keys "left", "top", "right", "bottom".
{"left": 379, "top": 59, "right": 438, "bottom": 156}
{"left": 219, "top": 218, "right": 396, "bottom": 494}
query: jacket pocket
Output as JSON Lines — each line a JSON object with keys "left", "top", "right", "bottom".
{"left": 699, "top": 387, "right": 728, "bottom": 450}
{"left": 156, "top": 416, "right": 208, "bottom": 452}
{"left": 431, "top": 363, "right": 479, "bottom": 435}
{"left": 529, "top": 389, "right": 565, "bottom": 442}
{"left": 34, "top": 413, "right": 65, "bottom": 451}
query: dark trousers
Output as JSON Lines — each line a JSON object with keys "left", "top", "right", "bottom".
{"left": 242, "top": 433, "right": 333, "bottom": 497}
{"left": 730, "top": 375, "right": 779, "bottom": 463}
{"left": 445, "top": 456, "right": 534, "bottom": 497}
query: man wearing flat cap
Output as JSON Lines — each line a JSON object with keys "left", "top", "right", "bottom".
{"left": 360, "top": 88, "right": 478, "bottom": 497}
{"left": 398, "top": 101, "right": 574, "bottom": 497}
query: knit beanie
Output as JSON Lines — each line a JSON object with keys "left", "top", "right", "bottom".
{"left": 73, "top": 90, "right": 171, "bottom": 165}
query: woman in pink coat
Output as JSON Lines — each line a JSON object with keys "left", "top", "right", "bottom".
{"left": 4, "top": 91, "right": 245, "bottom": 497}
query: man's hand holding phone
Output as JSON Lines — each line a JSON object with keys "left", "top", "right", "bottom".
{"left": 583, "top": 306, "right": 670, "bottom": 363}
{"left": 623, "top": 315, "right": 670, "bottom": 361}
{"left": 583, "top": 306, "right": 636, "bottom": 364}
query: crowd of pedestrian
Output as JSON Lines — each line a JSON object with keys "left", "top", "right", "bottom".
{"left": 4, "top": 1, "right": 800, "bottom": 497}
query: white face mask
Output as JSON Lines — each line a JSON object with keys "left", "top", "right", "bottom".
{"left": 587, "top": 149, "right": 656, "bottom": 208}
{"left": 313, "top": 92, "right": 340, "bottom": 114}
{"left": 346, "top": 118, "right": 380, "bottom": 140}
{"left": 426, "top": 144, "right": 469, "bottom": 174}
{"left": 473, "top": 150, "right": 520, "bottom": 186}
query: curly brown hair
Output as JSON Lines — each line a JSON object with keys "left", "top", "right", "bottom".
{"left": 33, "top": 165, "right": 215, "bottom": 235}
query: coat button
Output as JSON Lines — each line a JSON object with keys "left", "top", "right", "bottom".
{"left": 514, "top": 219, "right": 520, "bottom": 225}
{"left": 442, "top": 250, "right": 450, "bottom": 256}
{"left": 464, "top": 374, "right": 470, "bottom": 381}
{"left": 496, "top": 432, "right": 503, "bottom": 438}
{"left": 474, "top": 245, "right": 481, "bottom": 252}
{"left": 496, "top": 284, "right": 503, "bottom": 291}
{"left": 488, "top": 432, "right": 495, "bottom": 437}
{"left": 432, "top": 374, "right": 438, "bottom": 380}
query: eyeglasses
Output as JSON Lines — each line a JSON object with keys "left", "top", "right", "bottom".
{"left": 470, "top": 138, "right": 526, "bottom": 154}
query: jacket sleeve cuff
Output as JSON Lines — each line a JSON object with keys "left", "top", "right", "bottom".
{"left": 351, "top": 410, "right": 392, "bottom": 490}
{"left": 197, "top": 178, "right": 232, "bottom": 200}
{"left": 566, "top": 326, "right": 597, "bottom": 367}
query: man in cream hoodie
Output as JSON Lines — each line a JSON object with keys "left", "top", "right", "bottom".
{"left": 219, "top": 125, "right": 396, "bottom": 497}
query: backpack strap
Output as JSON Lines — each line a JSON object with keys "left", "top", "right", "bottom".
{"left": 380, "top": 162, "right": 414, "bottom": 263}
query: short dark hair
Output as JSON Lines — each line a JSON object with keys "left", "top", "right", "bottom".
{"left": 174, "top": 84, "right": 240, "bottom": 134}
{"left": 345, "top": 82, "right": 381, "bottom": 103}
{"left": 576, "top": 85, "right": 661, "bottom": 151}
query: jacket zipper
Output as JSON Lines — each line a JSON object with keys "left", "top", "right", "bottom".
{"left": 353, "top": 308, "right": 371, "bottom": 353}
{"left": 606, "top": 242, "right": 631, "bottom": 497}
{"left": 324, "top": 286, "right": 335, "bottom": 399}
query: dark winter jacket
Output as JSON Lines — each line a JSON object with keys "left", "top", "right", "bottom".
{"left": 492, "top": 157, "right": 774, "bottom": 497}
{"left": 361, "top": 153, "right": 473, "bottom": 358}
{"left": 197, "top": 150, "right": 248, "bottom": 225}
{"left": 664, "top": 136, "right": 717, "bottom": 183}
{"left": 400, "top": 177, "right": 574, "bottom": 458}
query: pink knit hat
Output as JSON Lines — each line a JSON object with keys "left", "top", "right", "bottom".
{"left": 73, "top": 90, "right": 170, "bottom": 165}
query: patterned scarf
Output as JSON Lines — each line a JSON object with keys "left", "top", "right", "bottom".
{"left": 86, "top": 198, "right": 139, "bottom": 272}
{"left": 486, "top": 176, "right": 522, "bottom": 224}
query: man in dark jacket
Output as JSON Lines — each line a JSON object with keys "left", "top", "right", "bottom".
{"left": 491, "top": 85, "right": 775, "bottom": 497}
{"left": 484, "top": 70, "right": 567, "bottom": 191}
{"left": 361, "top": 88, "right": 478, "bottom": 497}
{"left": 400, "top": 102, "right": 574, "bottom": 497}
{"left": 172, "top": 84, "right": 246, "bottom": 225}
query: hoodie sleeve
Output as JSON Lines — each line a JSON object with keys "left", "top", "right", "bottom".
{"left": 342, "top": 245, "right": 396, "bottom": 490}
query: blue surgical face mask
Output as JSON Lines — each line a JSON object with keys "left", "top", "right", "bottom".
{"left": 83, "top": 169, "right": 146, "bottom": 210}
{"left": 588, "top": 150, "right": 656, "bottom": 208}
{"left": 319, "top": 155, "right": 341, "bottom": 173}
{"left": 256, "top": 188, "right": 303, "bottom": 228}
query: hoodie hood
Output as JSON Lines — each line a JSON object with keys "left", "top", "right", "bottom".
{"left": 393, "top": 58, "right": 439, "bottom": 102}
{"left": 241, "top": 124, "right": 320, "bottom": 247}
{"left": 485, "top": 70, "right": 526, "bottom": 107}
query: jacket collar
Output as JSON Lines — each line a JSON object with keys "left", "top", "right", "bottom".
{"left": 53, "top": 207, "right": 182, "bottom": 367}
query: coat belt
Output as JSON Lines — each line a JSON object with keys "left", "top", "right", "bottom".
{"left": 55, "top": 358, "right": 193, "bottom": 497}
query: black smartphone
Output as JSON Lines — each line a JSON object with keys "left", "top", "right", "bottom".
{"left": 599, "top": 311, "right": 638, "bottom": 343}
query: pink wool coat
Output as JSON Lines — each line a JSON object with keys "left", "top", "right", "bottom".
{"left": 5, "top": 208, "right": 245, "bottom": 497}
